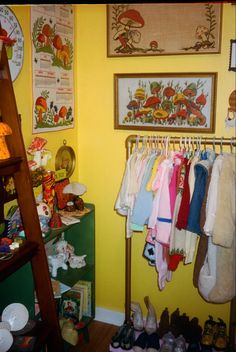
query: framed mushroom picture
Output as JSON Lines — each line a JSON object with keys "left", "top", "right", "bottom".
{"left": 107, "top": 3, "right": 222, "bottom": 57}
{"left": 114, "top": 73, "right": 217, "bottom": 133}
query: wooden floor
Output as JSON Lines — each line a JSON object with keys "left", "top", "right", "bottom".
{"left": 71, "top": 320, "right": 119, "bottom": 352}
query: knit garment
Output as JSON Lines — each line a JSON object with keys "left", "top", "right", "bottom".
{"left": 131, "top": 153, "right": 157, "bottom": 229}
{"left": 175, "top": 162, "right": 191, "bottom": 230}
{"left": 169, "top": 154, "right": 183, "bottom": 218}
{"left": 186, "top": 160, "right": 210, "bottom": 235}
{"left": 192, "top": 167, "right": 213, "bottom": 286}
{"left": 168, "top": 158, "right": 187, "bottom": 270}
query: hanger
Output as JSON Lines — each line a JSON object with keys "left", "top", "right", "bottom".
{"left": 134, "top": 135, "right": 140, "bottom": 152}
{"left": 213, "top": 137, "right": 216, "bottom": 153}
{"left": 230, "top": 137, "right": 233, "bottom": 153}
{"left": 220, "top": 136, "right": 223, "bottom": 155}
{"left": 165, "top": 136, "right": 169, "bottom": 158}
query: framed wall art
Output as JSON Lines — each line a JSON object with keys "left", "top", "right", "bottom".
{"left": 228, "top": 39, "right": 236, "bottom": 72}
{"left": 114, "top": 73, "right": 217, "bottom": 133}
{"left": 107, "top": 3, "right": 222, "bottom": 57}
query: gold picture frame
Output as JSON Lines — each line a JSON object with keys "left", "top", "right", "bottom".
{"left": 114, "top": 72, "right": 217, "bottom": 133}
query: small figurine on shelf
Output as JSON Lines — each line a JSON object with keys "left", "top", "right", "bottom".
{"left": 42, "top": 171, "right": 56, "bottom": 214}
{"left": 27, "top": 136, "right": 52, "bottom": 171}
{"left": 27, "top": 137, "right": 52, "bottom": 187}
{"left": 0, "top": 118, "right": 12, "bottom": 160}
{"left": 62, "top": 182, "right": 87, "bottom": 211}
{"left": 36, "top": 202, "right": 51, "bottom": 237}
{"left": 50, "top": 199, "right": 63, "bottom": 229}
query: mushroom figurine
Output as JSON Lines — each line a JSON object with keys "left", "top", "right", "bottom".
{"left": 62, "top": 182, "right": 87, "bottom": 211}
{"left": 0, "top": 120, "right": 12, "bottom": 159}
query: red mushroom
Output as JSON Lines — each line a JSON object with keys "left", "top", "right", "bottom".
{"left": 42, "top": 24, "right": 52, "bottom": 46}
{"left": 59, "top": 106, "right": 68, "bottom": 122}
{"left": 163, "top": 86, "right": 175, "bottom": 99}
{"left": 177, "top": 109, "right": 188, "bottom": 120}
{"left": 127, "top": 100, "right": 139, "bottom": 118}
{"left": 118, "top": 9, "right": 145, "bottom": 28}
{"left": 196, "top": 93, "right": 207, "bottom": 109}
{"left": 150, "top": 40, "right": 158, "bottom": 51}
{"left": 183, "top": 83, "right": 197, "bottom": 99}
{"left": 198, "top": 114, "right": 207, "bottom": 126}
{"left": 37, "top": 33, "right": 45, "bottom": 47}
{"left": 143, "top": 96, "right": 161, "bottom": 111}
{"left": 53, "top": 35, "right": 63, "bottom": 58}
{"left": 35, "top": 96, "right": 47, "bottom": 125}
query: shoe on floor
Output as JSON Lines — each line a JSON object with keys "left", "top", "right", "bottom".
{"left": 131, "top": 301, "right": 144, "bottom": 331}
{"left": 146, "top": 332, "right": 160, "bottom": 352}
{"left": 111, "top": 322, "right": 130, "bottom": 349}
{"left": 133, "top": 331, "right": 148, "bottom": 351}
{"left": 120, "top": 324, "right": 135, "bottom": 350}
{"left": 213, "top": 318, "right": 228, "bottom": 351}
{"left": 201, "top": 315, "right": 217, "bottom": 347}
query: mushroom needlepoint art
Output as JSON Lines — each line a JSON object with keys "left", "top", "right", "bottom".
{"left": 31, "top": 5, "right": 74, "bottom": 133}
{"left": 107, "top": 3, "right": 222, "bottom": 57}
{"left": 114, "top": 73, "right": 217, "bottom": 133}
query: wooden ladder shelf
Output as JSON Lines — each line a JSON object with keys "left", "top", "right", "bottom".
{"left": 0, "top": 42, "right": 64, "bottom": 351}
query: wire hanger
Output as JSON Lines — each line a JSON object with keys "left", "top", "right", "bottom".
{"left": 220, "top": 136, "right": 223, "bottom": 155}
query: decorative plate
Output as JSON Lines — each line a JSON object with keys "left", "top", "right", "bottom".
{"left": 0, "top": 328, "right": 13, "bottom": 351}
{"left": 55, "top": 140, "right": 76, "bottom": 178}
{"left": 1, "top": 302, "right": 29, "bottom": 331}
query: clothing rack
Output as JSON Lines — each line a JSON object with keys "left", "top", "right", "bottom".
{"left": 124, "top": 134, "right": 236, "bottom": 347}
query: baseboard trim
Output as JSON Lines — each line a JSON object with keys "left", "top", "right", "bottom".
{"left": 95, "top": 307, "right": 125, "bottom": 326}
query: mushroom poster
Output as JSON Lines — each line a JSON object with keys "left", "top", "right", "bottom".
{"left": 31, "top": 5, "right": 74, "bottom": 133}
{"left": 114, "top": 73, "right": 217, "bottom": 133}
{"left": 107, "top": 3, "right": 222, "bottom": 57}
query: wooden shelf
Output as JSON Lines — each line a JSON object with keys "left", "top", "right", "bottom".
{"left": 0, "top": 40, "right": 64, "bottom": 351}
{"left": 0, "top": 241, "right": 38, "bottom": 281}
{"left": 9, "top": 321, "right": 52, "bottom": 352}
{"left": 0, "top": 156, "right": 22, "bottom": 176}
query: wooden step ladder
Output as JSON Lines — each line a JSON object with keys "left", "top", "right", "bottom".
{"left": 0, "top": 40, "right": 64, "bottom": 351}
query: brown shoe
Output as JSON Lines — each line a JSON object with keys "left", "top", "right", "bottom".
{"left": 213, "top": 318, "right": 228, "bottom": 350}
{"left": 201, "top": 315, "right": 217, "bottom": 347}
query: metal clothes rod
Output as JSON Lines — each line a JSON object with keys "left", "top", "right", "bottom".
{"left": 124, "top": 134, "right": 236, "bottom": 348}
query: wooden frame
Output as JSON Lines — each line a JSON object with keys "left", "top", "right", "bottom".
{"left": 114, "top": 73, "right": 217, "bottom": 133}
{"left": 107, "top": 3, "right": 222, "bottom": 57}
{"left": 229, "top": 39, "right": 236, "bottom": 72}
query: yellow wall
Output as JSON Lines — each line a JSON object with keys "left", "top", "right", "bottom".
{"left": 11, "top": 4, "right": 235, "bottom": 328}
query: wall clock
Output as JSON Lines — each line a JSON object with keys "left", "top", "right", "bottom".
{"left": 0, "top": 5, "right": 24, "bottom": 81}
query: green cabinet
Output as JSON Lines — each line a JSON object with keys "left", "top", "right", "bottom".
{"left": 45, "top": 203, "right": 96, "bottom": 320}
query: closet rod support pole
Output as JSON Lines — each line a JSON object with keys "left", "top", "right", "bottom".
{"left": 125, "top": 237, "right": 132, "bottom": 323}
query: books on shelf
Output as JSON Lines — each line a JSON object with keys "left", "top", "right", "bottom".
{"left": 51, "top": 279, "right": 71, "bottom": 298}
{"left": 73, "top": 280, "right": 92, "bottom": 317}
{"left": 61, "top": 287, "right": 84, "bottom": 322}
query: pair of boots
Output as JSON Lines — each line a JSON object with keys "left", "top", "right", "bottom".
{"left": 131, "top": 296, "right": 160, "bottom": 352}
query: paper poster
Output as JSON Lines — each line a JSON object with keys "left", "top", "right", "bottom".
{"left": 31, "top": 5, "right": 74, "bottom": 133}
